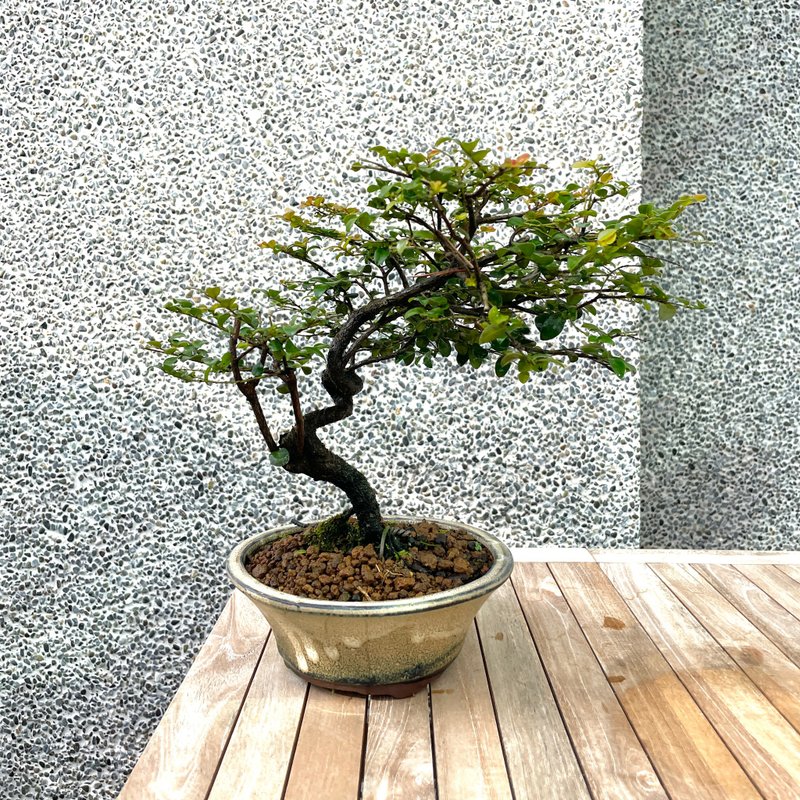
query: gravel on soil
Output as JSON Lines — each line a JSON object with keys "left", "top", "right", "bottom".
{"left": 246, "top": 520, "right": 494, "bottom": 601}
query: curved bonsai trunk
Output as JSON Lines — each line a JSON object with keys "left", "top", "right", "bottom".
{"left": 280, "top": 366, "right": 383, "bottom": 546}
{"left": 283, "top": 427, "right": 383, "bottom": 545}
{"left": 256, "top": 273, "right": 462, "bottom": 547}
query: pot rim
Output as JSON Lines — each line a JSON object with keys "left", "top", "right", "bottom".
{"left": 227, "top": 515, "right": 514, "bottom": 618}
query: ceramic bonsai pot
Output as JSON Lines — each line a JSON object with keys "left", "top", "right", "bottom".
{"left": 227, "top": 516, "right": 514, "bottom": 697}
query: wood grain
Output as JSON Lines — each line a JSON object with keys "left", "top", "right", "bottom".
{"left": 118, "top": 592, "right": 269, "bottom": 800}
{"left": 737, "top": 565, "right": 800, "bottom": 621}
{"left": 475, "top": 579, "right": 590, "bottom": 800}
{"left": 601, "top": 561, "right": 800, "bottom": 799}
{"left": 122, "top": 555, "right": 800, "bottom": 800}
{"left": 206, "top": 634, "right": 308, "bottom": 800}
{"left": 592, "top": 550, "right": 800, "bottom": 564}
{"left": 552, "top": 562, "right": 760, "bottom": 800}
{"left": 429, "top": 624, "right": 513, "bottom": 800}
{"left": 511, "top": 547, "right": 594, "bottom": 562}
{"left": 361, "top": 692, "right": 435, "bottom": 800}
{"left": 283, "top": 686, "right": 366, "bottom": 800}
{"left": 653, "top": 562, "right": 800, "bottom": 731}
{"left": 694, "top": 563, "right": 800, "bottom": 668}
{"left": 775, "top": 564, "right": 800, "bottom": 586}
{"left": 512, "top": 563, "right": 667, "bottom": 800}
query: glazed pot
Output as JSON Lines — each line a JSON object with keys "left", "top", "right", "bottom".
{"left": 227, "top": 516, "right": 514, "bottom": 697}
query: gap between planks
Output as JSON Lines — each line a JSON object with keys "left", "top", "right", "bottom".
{"left": 597, "top": 561, "right": 800, "bottom": 798}
{"left": 550, "top": 560, "right": 765, "bottom": 799}
{"left": 512, "top": 548, "right": 800, "bottom": 565}
{"left": 119, "top": 555, "right": 800, "bottom": 800}
{"left": 117, "top": 592, "right": 271, "bottom": 800}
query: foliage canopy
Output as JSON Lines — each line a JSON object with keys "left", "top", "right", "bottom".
{"left": 149, "top": 137, "right": 705, "bottom": 544}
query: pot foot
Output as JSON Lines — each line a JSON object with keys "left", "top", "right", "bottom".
{"left": 285, "top": 662, "right": 448, "bottom": 698}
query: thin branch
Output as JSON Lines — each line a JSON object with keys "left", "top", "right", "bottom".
{"left": 352, "top": 338, "right": 415, "bottom": 370}
{"left": 479, "top": 211, "right": 530, "bottom": 225}
{"left": 296, "top": 254, "right": 338, "bottom": 280}
{"left": 387, "top": 254, "right": 409, "bottom": 289}
{"left": 229, "top": 319, "right": 279, "bottom": 451}
{"left": 343, "top": 308, "right": 407, "bottom": 365}
{"left": 431, "top": 195, "right": 472, "bottom": 256}
{"left": 406, "top": 212, "right": 474, "bottom": 275}
{"left": 358, "top": 159, "right": 412, "bottom": 179}
{"left": 406, "top": 218, "right": 441, "bottom": 272}
{"left": 462, "top": 192, "right": 478, "bottom": 240}
{"left": 466, "top": 165, "right": 508, "bottom": 201}
{"left": 375, "top": 261, "right": 391, "bottom": 296}
{"left": 282, "top": 366, "right": 305, "bottom": 455}
{"left": 352, "top": 352, "right": 400, "bottom": 370}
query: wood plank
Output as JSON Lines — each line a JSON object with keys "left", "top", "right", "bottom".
{"left": 600, "top": 561, "right": 800, "bottom": 799}
{"left": 361, "top": 692, "right": 435, "bottom": 800}
{"left": 694, "top": 563, "right": 800, "bottom": 668}
{"left": 737, "top": 565, "right": 800, "bottom": 621}
{"left": 512, "top": 563, "right": 667, "bottom": 800}
{"left": 776, "top": 564, "right": 800, "bottom": 585}
{"left": 551, "top": 562, "right": 760, "bottom": 800}
{"left": 206, "top": 635, "right": 308, "bottom": 800}
{"left": 476, "top": 580, "right": 590, "bottom": 800}
{"left": 430, "top": 624, "right": 513, "bottom": 800}
{"left": 118, "top": 592, "right": 269, "bottom": 800}
{"left": 652, "top": 562, "right": 800, "bottom": 732}
{"left": 511, "top": 547, "right": 595, "bottom": 562}
{"left": 283, "top": 687, "right": 366, "bottom": 800}
{"left": 592, "top": 549, "right": 800, "bottom": 564}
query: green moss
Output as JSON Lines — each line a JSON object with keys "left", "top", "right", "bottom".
{"left": 306, "top": 509, "right": 361, "bottom": 552}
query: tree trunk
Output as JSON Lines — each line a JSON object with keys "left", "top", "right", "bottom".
{"left": 282, "top": 427, "right": 383, "bottom": 546}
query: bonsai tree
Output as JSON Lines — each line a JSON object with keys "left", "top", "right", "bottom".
{"left": 148, "top": 137, "right": 704, "bottom": 550}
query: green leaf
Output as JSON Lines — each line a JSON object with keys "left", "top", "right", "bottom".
{"left": 597, "top": 228, "right": 617, "bottom": 246}
{"left": 534, "top": 313, "right": 566, "bottom": 341}
{"left": 479, "top": 324, "right": 507, "bottom": 345}
{"left": 487, "top": 306, "right": 509, "bottom": 324}
{"left": 607, "top": 356, "right": 629, "bottom": 378}
{"left": 494, "top": 356, "right": 512, "bottom": 377}
{"left": 205, "top": 286, "right": 221, "bottom": 300}
{"left": 658, "top": 303, "right": 677, "bottom": 321}
{"left": 269, "top": 448, "right": 291, "bottom": 467}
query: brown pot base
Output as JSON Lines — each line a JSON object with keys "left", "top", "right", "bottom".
{"left": 285, "top": 661, "right": 447, "bottom": 698}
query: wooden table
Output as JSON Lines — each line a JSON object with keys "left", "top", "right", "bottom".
{"left": 118, "top": 549, "right": 800, "bottom": 800}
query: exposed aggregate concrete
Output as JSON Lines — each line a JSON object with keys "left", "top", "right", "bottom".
{"left": 641, "top": 2, "right": 800, "bottom": 548}
{"left": 1, "top": 0, "right": 643, "bottom": 795}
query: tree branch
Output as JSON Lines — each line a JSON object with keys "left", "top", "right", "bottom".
{"left": 282, "top": 366, "right": 305, "bottom": 455}
{"left": 229, "top": 319, "right": 278, "bottom": 451}
{"left": 406, "top": 212, "right": 474, "bottom": 275}
{"left": 343, "top": 308, "right": 407, "bottom": 365}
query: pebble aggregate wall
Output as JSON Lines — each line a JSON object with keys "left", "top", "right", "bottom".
{"left": 640, "top": 1, "right": 800, "bottom": 549}
{"left": 0, "top": 0, "right": 644, "bottom": 795}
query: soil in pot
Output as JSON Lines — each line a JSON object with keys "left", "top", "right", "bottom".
{"left": 245, "top": 519, "right": 495, "bottom": 602}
